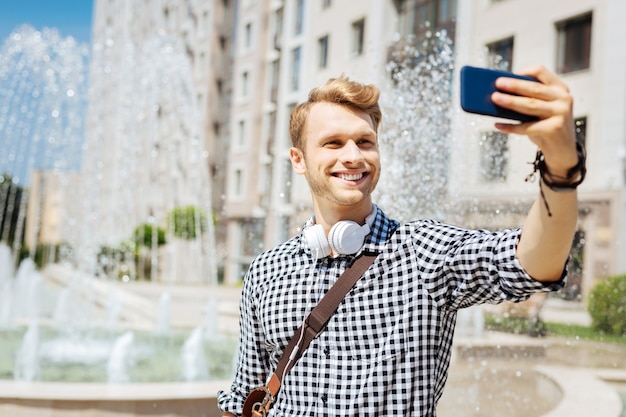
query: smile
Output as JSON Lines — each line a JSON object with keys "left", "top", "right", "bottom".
{"left": 335, "top": 172, "right": 365, "bottom": 181}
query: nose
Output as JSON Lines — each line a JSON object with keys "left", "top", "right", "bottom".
{"left": 341, "top": 140, "right": 364, "bottom": 164}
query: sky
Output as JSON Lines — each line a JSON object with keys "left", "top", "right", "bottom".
{"left": 0, "top": 0, "right": 94, "bottom": 184}
{"left": 0, "top": 0, "right": 94, "bottom": 45}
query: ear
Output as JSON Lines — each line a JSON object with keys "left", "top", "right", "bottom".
{"left": 289, "top": 147, "right": 306, "bottom": 175}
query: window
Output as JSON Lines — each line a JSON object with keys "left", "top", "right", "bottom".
{"left": 480, "top": 131, "right": 508, "bottom": 182}
{"left": 244, "top": 22, "right": 252, "bottom": 49}
{"left": 266, "top": 111, "right": 277, "bottom": 155}
{"left": 439, "top": 0, "right": 458, "bottom": 40}
{"left": 295, "top": 0, "right": 305, "bottom": 35}
{"left": 241, "top": 219, "right": 264, "bottom": 257}
{"left": 351, "top": 18, "right": 365, "bottom": 56}
{"left": 396, "top": 0, "right": 457, "bottom": 42}
{"left": 202, "top": 11, "right": 210, "bottom": 36}
{"left": 268, "top": 59, "right": 280, "bottom": 102}
{"left": 282, "top": 158, "right": 293, "bottom": 204}
{"left": 238, "top": 120, "right": 246, "bottom": 146}
{"left": 290, "top": 47, "right": 301, "bottom": 91}
{"left": 487, "top": 37, "right": 514, "bottom": 71}
{"left": 575, "top": 116, "right": 587, "bottom": 147}
{"left": 272, "top": 7, "right": 283, "bottom": 50}
{"left": 260, "top": 162, "right": 272, "bottom": 208}
{"left": 437, "top": 0, "right": 456, "bottom": 23}
{"left": 241, "top": 71, "right": 249, "bottom": 97}
{"left": 197, "top": 93, "right": 204, "bottom": 109}
{"left": 556, "top": 13, "right": 592, "bottom": 74}
{"left": 234, "top": 168, "right": 243, "bottom": 196}
{"left": 318, "top": 35, "right": 329, "bottom": 68}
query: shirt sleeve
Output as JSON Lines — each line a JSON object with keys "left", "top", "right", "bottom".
{"left": 217, "top": 261, "right": 269, "bottom": 415}
{"left": 411, "top": 221, "right": 566, "bottom": 310}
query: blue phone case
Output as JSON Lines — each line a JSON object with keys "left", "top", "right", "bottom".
{"left": 460, "top": 66, "right": 538, "bottom": 122}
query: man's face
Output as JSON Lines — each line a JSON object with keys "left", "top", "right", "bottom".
{"left": 289, "top": 102, "right": 380, "bottom": 210}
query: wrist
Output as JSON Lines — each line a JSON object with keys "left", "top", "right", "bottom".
{"left": 530, "top": 141, "right": 587, "bottom": 192}
{"left": 525, "top": 141, "right": 586, "bottom": 216}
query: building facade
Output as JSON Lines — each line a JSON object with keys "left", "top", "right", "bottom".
{"left": 57, "top": 0, "right": 235, "bottom": 282}
{"left": 222, "top": 0, "right": 402, "bottom": 282}
{"left": 222, "top": 0, "right": 626, "bottom": 303}
{"left": 450, "top": 0, "right": 626, "bottom": 300}
{"left": 24, "top": 0, "right": 623, "bottom": 294}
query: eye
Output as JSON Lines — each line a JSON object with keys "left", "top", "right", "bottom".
{"left": 357, "top": 138, "right": 375, "bottom": 147}
{"left": 323, "top": 139, "right": 342, "bottom": 147}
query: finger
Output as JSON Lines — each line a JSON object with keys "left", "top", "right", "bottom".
{"left": 491, "top": 91, "right": 550, "bottom": 119}
{"left": 494, "top": 121, "right": 531, "bottom": 136}
{"left": 515, "top": 65, "right": 569, "bottom": 90}
{"left": 495, "top": 76, "right": 561, "bottom": 102}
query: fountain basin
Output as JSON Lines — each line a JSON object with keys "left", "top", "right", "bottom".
{"left": 0, "top": 380, "right": 227, "bottom": 417}
{"left": 0, "top": 325, "right": 237, "bottom": 383}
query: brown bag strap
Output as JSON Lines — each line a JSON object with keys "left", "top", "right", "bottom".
{"left": 273, "top": 253, "right": 377, "bottom": 390}
{"left": 242, "top": 252, "right": 378, "bottom": 417}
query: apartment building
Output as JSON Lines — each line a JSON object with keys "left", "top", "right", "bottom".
{"left": 222, "top": 0, "right": 398, "bottom": 283}
{"left": 61, "top": 0, "right": 235, "bottom": 282}
{"left": 223, "top": 0, "right": 626, "bottom": 301}
{"left": 222, "top": 0, "right": 456, "bottom": 282}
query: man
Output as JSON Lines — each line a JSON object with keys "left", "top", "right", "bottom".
{"left": 218, "top": 65, "right": 584, "bottom": 416}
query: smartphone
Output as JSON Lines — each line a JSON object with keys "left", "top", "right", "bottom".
{"left": 460, "top": 65, "right": 539, "bottom": 122}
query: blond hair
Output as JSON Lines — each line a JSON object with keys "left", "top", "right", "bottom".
{"left": 289, "top": 75, "right": 382, "bottom": 149}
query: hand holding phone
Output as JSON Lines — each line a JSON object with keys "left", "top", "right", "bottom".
{"left": 460, "top": 66, "right": 539, "bottom": 123}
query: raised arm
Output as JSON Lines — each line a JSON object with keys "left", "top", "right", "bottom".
{"left": 491, "top": 65, "right": 584, "bottom": 282}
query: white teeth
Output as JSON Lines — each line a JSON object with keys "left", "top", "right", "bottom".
{"left": 338, "top": 173, "right": 363, "bottom": 181}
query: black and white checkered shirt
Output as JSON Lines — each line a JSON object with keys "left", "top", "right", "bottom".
{"left": 218, "top": 205, "right": 564, "bottom": 416}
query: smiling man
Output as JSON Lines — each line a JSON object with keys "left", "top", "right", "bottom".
{"left": 218, "top": 67, "right": 585, "bottom": 416}
{"left": 290, "top": 98, "right": 380, "bottom": 229}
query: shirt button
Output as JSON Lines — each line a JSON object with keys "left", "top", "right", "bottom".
{"left": 323, "top": 347, "right": 330, "bottom": 358}
{"left": 321, "top": 394, "right": 328, "bottom": 405}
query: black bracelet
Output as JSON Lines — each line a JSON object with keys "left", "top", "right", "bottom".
{"left": 525, "top": 141, "right": 586, "bottom": 216}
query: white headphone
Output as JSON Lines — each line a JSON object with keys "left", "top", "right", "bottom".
{"left": 304, "top": 210, "right": 376, "bottom": 257}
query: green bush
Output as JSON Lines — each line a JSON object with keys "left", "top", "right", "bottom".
{"left": 96, "top": 241, "right": 137, "bottom": 280}
{"left": 168, "top": 206, "right": 208, "bottom": 239}
{"left": 133, "top": 223, "right": 166, "bottom": 247}
{"left": 18, "top": 243, "right": 69, "bottom": 268}
{"left": 588, "top": 274, "right": 626, "bottom": 336}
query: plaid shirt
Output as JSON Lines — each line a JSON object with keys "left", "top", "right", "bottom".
{"left": 218, "top": 206, "right": 564, "bottom": 416}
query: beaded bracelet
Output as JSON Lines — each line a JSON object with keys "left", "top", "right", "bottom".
{"left": 525, "top": 141, "right": 587, "bottom": 216}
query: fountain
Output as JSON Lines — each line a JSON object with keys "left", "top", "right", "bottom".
{"left": 0, "top": 24, "right": 217, "bottom": 284}
{"left": 107, "top": 330, "right": 134, "bottom": 383}
{"left": 14, "top": 320, "right": 40, "bottom": 381}
{"left": 376, "top": 30, "right": 455, "bottom": 222}
{"left": 0, "top": 25, "right": 232, "bottom": 417}
{"left": 156, "top": 292, "right": 172, "bottom": 335}
{"left": 181, "top": 326, "right": 209, "bottom": 382}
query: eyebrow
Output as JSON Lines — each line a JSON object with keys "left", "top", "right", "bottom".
{"left": 321, "top": 130, "right": 376, "bottom": 140}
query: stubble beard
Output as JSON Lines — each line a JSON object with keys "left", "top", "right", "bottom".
{"left": 304, "top": 169, "right": 380, "bottom": 207}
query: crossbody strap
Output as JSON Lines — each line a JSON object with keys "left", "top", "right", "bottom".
{"left": 265, "top": 252, "right": 378, "bottom": 400}
{"left": 243, "top": 252, "right": 379, "bottom": 417}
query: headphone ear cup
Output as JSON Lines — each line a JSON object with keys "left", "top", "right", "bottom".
{"left": 329, "top": 221, "right": 367, "bottom": 255}
{"left": 304, "top": 224, "right": 331, "bottom": 257}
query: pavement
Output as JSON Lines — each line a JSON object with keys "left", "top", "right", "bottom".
{"left": 541, "top": 296, "right": 593, "bottom": 327}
